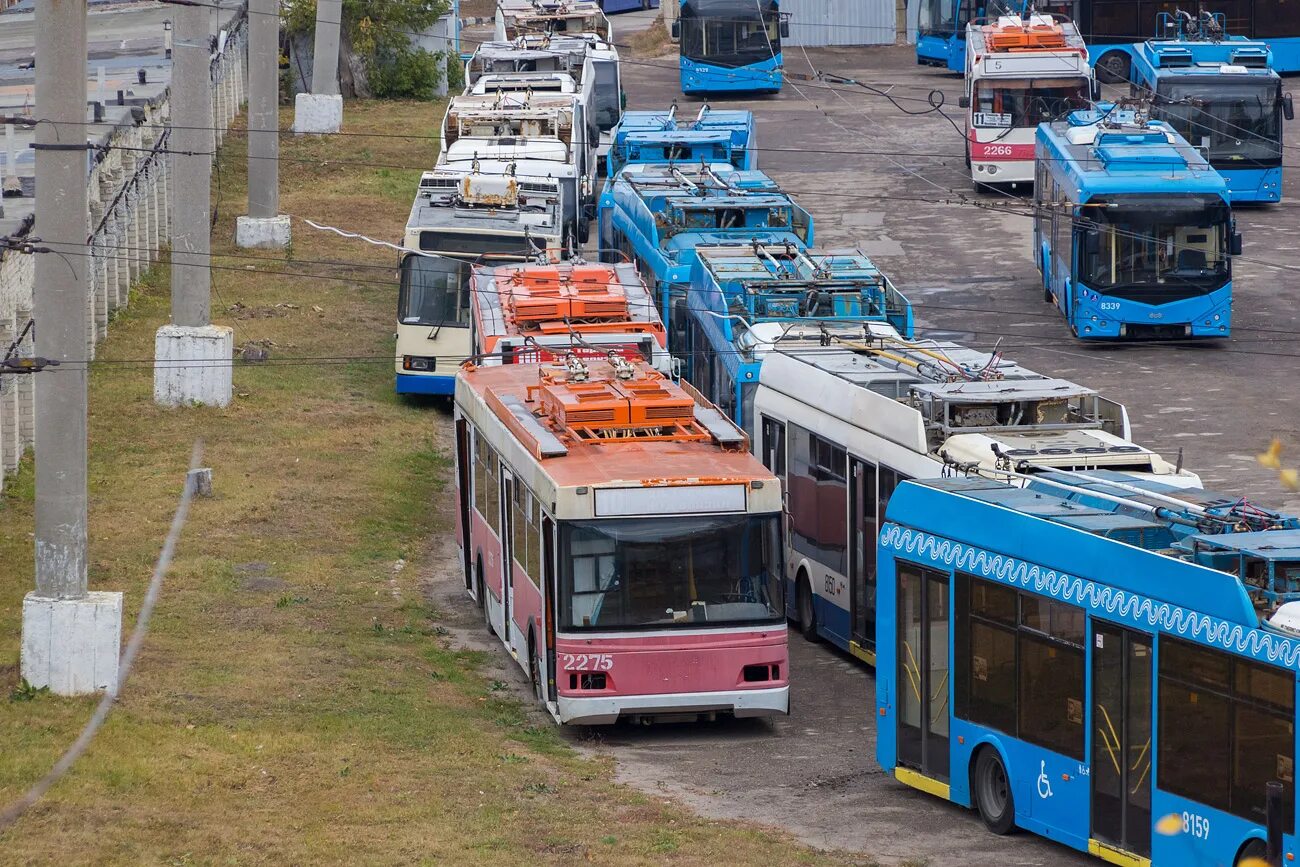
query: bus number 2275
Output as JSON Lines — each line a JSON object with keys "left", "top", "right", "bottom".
{"left": 561, "top": 653, "right": 614, "bottom": 671}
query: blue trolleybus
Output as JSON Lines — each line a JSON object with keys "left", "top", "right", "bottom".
{"left": 1034, "top": 105, "right": 1241, "bottom": 340}
{"left": 600, "top": 0, "right": 659, "bottom": 13}
{"left": 607, "top": 105, "right": 758, "bottom": 176}
{"left": 598, "top": 162, "right": 812, "bottom": 334}
{"left": 682, "top": 244, "right": 913, "bottom": 437}
{"left": 752, "top": 340, "right": 1200, "bottom": 664}
{"left": 918, "top": 1, "right": 1300, "bottom": 78}
{"left": 672, "top": 0, "right": 788, "bottom": 94}
{"left": 1130, "top": 12, "right": 1294, "bottom": 203}
{"left": 876, "top": 471, "right": 1300, "bottom": 866}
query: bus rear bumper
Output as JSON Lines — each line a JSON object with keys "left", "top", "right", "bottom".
{"left": 395, "top": 372, "right": 455, "bottom": 395}
{"left": 556, "top": 685, "right": 789, "bottom": 725}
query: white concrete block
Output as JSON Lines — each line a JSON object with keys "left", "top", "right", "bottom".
{"left": 153, "top": 323, "right": 234, "bottom": 407}
{"left": 235, "top": 214, "right": 291, "bottom": 250}
{"left": 21, "top": 591, "right": 123, "bottom": 695}
{"left": 293, "top": 93, "right": 343, "bottom": 134}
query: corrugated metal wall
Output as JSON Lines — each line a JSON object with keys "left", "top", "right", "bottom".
{"left": 783, "top": 0, "right": 898, "bottom": 47}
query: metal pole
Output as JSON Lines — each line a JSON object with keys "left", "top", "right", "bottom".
{"left": 32, "top": 0, "right": 89, "bottom": 600}
{"left": 1266, "top": 780, "right": 1284, "bottom": 866}
{"left": 247, "top": 0, "right": 279, "bottom": 219}
{"left": 171, "top": 2, "right": 211, "bottom": 328}
{"left": 310, "top": 0, "right": 342, "bottom": 96}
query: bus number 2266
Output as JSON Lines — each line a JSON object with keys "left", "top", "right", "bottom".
{"left": 561, "top": 653, "right": 614, "bottom": 671}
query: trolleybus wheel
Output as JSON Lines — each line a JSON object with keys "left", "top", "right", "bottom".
{"left": 1097, "top": 51, "right": 1130, "bottom": 85}
{"left": 796, "top": 572, "right": 819, "bottom": 641}
{"left": 973, "top": 748, "right": 1016, "bottom": 835}
{"left": 1236, "top": 839, "right": 1267, "bottom": 866}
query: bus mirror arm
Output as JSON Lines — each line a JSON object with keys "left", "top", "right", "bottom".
{"left": 1284, "top": 92, "right": 1294, "bottom": 122}
{"left": 958, "top": 95, "right": 969, "bottom": 109}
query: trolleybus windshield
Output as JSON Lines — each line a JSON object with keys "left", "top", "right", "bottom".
{"left": 972, "top": 77, "right": 1091, "bottom": 128}
{"left": 1156, "top": 79, "right": 1283, "bottom": 165}
{"left": 591, "top": 59, "right": 622, "bottom": 132}
{"left": 560, "top": 513, "right": 783, "bottom": 629}
{"left": 399, "top": 235, "right": 542, "bottom": 327}
{"left": 680, "top": 0, "right": 780, "bottom": 69}
{"left": 1080, "top": 194, "right": 1230, "bottom": 297}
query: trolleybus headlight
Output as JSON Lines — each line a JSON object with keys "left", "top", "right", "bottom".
{"left": 987, "top": 165, "right": 998, "bottom": 175}
{"left": 403, "top": 355, "right": 435, "bottom": 372}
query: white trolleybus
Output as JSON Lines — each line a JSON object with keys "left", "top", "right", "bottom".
{"left": 961, "top": 13, "right": 1094, "bottom": 189}
{"left": 395, "top": 169, "right": 564, "bottom": 396}
{"left": 454, "top": 355, "right": 788, "bottom": 724}
{"left": 751, "top": 326, "right": 1200, "bottom": 664}
{"left": 494, "top": 0, "right": 613, "bottom": 43}
{"left": 469, "top": 259, "right": 671, "bottom": 373}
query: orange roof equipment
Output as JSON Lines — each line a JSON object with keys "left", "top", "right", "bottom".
{"left": 499, "top": 262, "right": 665, "bottom": 338}
{"left": 982, "top": 14, "right": 1070, "bottom": 52}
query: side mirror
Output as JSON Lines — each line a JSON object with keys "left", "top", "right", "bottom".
{"left": 621, "top": 91, "right": 627, "bottom": 110}
{"left": 779, "top": 19, "right": 790, "bottom": 39}
{"left": 1092, "top": 79, "right": 1102, "bottom": 101}
{"left": 671, "top": 20, "right": 680, "bottom": 39}
{"left": 1084, "top": 229, "right": 1101, "bottom": 257}
{"left": 1230, "top": 232, "right": 1243, "bottom": 256}
{"left": 1284, "top": 92, "right": 1294, "bottom": 121}
{"left": 958, "top": 95, "right": 970, "bottom": 108}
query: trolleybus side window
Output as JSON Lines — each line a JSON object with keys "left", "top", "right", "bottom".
{"left": 954, "top": 573, "right": 1085, "bottom": 760}
{"left": 511, "top": 483, "right": 543, "bottom": 585}
{"left": 473, "top": 430, "right": 501, "bottom": 535}
{"left": 760, "top": 415, "right": 786, "bottom": 479}
{"left": 1158, "top": 635, "right": 1296, "bottom": 831}
{"left": 789, "top": 427, "right": 846, "bottom": 574}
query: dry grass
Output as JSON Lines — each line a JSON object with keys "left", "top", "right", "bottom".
{"left": 627, "top": 13, "right": 675, "bottom": 57}
{"left": 0, "top": 100, "right": 859, "bottom": 865}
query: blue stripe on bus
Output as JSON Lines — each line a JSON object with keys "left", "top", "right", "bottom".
{"left": 396, "top": 373, "right": 455, "bottom": 395}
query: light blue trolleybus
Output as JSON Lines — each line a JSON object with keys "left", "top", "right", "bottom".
{"left": 607, "top": 104, "right": 758, "bottom": 176}
{"left": 682, "top": 243, "right": 913, "bottom": 438}
{"left": 1034, "top": 104, "right": 1242, "bottom": 340}
{"left": 598, "top": 162, "right": 812, "bottom": 333}
{"left": 671, "top": 0, "right": 788, "bottom": 94}
{"left": 1130, "top": 11, "right": 1294, "bottom": 203}
{"left": 877, "top": 470, "right": 1300, "bottom": 867}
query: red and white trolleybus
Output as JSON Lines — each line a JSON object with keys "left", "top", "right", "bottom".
{"left": 961, "top": 13, "right": 1093, "bottom": 188}
{"left": 470, "top": 260, "right": 671, "bottom": 374}
{"left": 453, "top": 355, "right": 788, "bottom": 724}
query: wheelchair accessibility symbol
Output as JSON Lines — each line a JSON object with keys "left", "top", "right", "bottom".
{"left": 1037, "top": 761, "right": 1053, "bottom": 799}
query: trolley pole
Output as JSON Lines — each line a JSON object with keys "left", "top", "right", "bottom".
{"left": 293, "top": 0, "right": 344, "bottom": 133}
{"left": 236, "top": 0, "right": 290, "bottom": 248}
{"left": 21, "top": 0, "right": 123, "bottom": 696}
{"left": 153, "top": 0, "right": 233, "bottom": 407}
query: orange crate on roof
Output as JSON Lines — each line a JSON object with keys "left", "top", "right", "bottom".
{"left": 985, "top": 21, "right": 1066, "bottom": 51}
{"left": 531, "top": 363, "right": 703, "bottom": 439}
{"left": 504, "top": 264, "right": 631, "bottom": 324}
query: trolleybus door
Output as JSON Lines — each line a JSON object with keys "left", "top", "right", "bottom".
{"left": 849, "top": 458, "right": 878, "bottom": 658}
{"left": 1090, "top": 622, "right": 1152, "bottom": 859}
{"left": 897, "top": 564, "right": 951, "bottom": 783}
{"left": 456, "top": 417, "right": 474, "bottom": 595}
{"left": 499, "top": 469, "right": 517, "bottom": 651}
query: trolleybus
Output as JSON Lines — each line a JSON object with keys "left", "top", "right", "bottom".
{"left": 600, "top": 0, "right": 659, "bottom": 13}
{"left": 1034, "top": 104, "right": 1240, "bottom": 340}
{"left": 682, "top": 243, "right": 913, "bottom": 436}
{"left": 495, "top": 0, "right": 612, "bottom": 42}
{"left": 599, "top": 162, "right": 812, "bottom": 330}
{"left": 1130, "top": 11, "right": 1294, "bottom": 203}
{"left": 469, "top": 259, "right": 671, "bottom": 373}
{"left": 918, "top": 0, "right": 1300, "bottom": 78}
{"left": 609, "top": 105, "right": 758, "bottom": 176}
{"left": 672, "top": 0, "right": 788, "bottom": 95}
{"left": 751, "top": 334, "right": 1200, "bottom": 663}
{"left": 454, "top": 354, "right": 788, "bottom": 724}
{"left": 961, "top": 12, "right": 1093, "bottom": 188}
{"left": 876, "top": 471, "right": 1300, "bottom": 866}
{"left": 395, "top": 170, "right": 564, "bottom": 396}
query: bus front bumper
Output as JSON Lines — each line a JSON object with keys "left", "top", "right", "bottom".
{"left": 395, "top": 372, "right": 455, "bottom": 395}
{"left": 555, "top": 685, "right": 789, "bottom": 725}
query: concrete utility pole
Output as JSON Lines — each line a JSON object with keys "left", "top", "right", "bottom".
{"left": 153, "top": 1, "right": 233, "bottom": 408}
{"left": 21, "top": 0, "right": 123, "bottom": 696}
{"left": 293, "top": 0, "right": 344, "bottom": 134}
{"left": 236, "top": 0, "right": 290, "bottom": 248}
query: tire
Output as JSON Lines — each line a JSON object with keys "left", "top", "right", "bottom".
{"left": 1236, "top": 839, "right": 1267, "bottom": 866}
{"left": 796, "top": 573, "right": 819, "bottom": 642}
{"left": 1097, "top": 51, "right": 1130, "bottom": 85}
{"left": 973, "top": 748, "right": 1016, "bottom": 835}
{"left": 529, "top": 633, "right": 546, "bottom": 706}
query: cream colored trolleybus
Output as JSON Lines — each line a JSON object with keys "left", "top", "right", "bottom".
{"left": 961, "top": 13, "right": 1093, "bottom": 188}
{"left": 454, "top": 355, "right": 788, "bottom": 724}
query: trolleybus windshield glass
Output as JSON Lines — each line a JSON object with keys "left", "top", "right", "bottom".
{"left": 400, "top": 234, "right": 541, "bottom": 327}
{"left": 1156, "top": 79, "right": 1282, "bottom": 164}
{"left": 592, "top": 59, "right": 621, "bottom": 132}
{"left": 973, "top": 77, "right": 1091, "bottom": 128}
{"left": 680, "top": 0, "right": 780, "bottom": 69}
{"left": 560, "top": 513, "right": 783, "bottom": 629}
{"left": 1080, "top": 195, "right": 1230, "bottom": 295}
{"left": 919, "top": 0, "right": 958, "bottom": 36}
